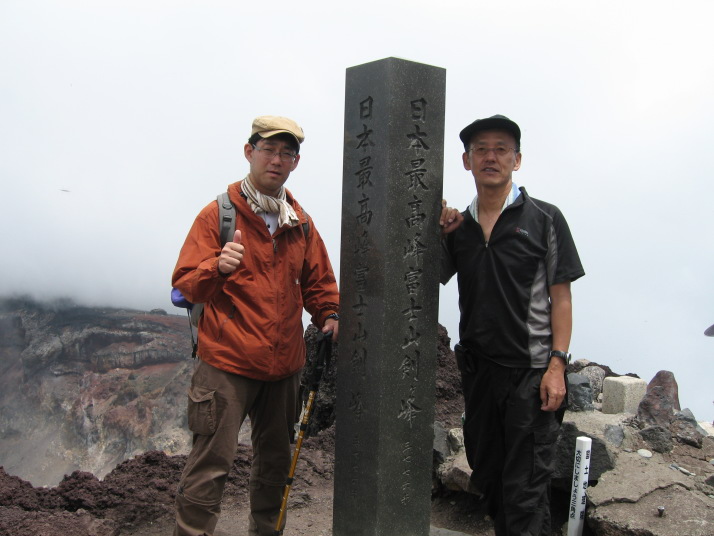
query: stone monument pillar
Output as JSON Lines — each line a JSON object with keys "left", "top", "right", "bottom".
{"left": 333, "top": 57, "right": 446, "bottom": 536}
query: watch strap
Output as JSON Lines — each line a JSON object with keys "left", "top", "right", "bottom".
{"left": 549, "top": 350, "right": 571, "bottom": 364}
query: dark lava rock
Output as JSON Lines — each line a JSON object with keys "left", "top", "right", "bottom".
{"left": 639, "top": 425, "right": 674, "bottom": 453}
{"left": 568, "top": 372, "right": 595, "bottom": 412}
{"left": 670, "top": 410, "right": 705, "bottom": 448}
{"left": 553, "top": 421, "right": 615, "bottom": 487}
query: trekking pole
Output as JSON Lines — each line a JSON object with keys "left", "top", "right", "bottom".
{"left": 273, "top": 330, "right": 333, "bottom": 536}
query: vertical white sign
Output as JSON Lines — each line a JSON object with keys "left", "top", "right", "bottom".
{"left": 567, "top": 436, "right": 592, "bottom": 536}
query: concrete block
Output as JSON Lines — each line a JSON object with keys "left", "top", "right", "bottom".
{"left": 601, "top": 376, "right": 648, "bottom": 414}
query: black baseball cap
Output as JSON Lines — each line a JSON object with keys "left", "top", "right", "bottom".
{"left": 459, "top": 114, "right": 521, "bottom": 148}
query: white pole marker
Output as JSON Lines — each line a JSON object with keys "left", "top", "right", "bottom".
{"left": 567, "top": 436, "right": 592, "bottom": 536}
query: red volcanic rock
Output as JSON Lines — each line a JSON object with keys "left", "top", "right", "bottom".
{"left": 433, "top": 324, "right": 463, "bottom": 428}
{"left": 636, "top": 370, "right": 681, "bottom": 427}
{"left": 0, "top": 467, "right": 43, "bottom": 511}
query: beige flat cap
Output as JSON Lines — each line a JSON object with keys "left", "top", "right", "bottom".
{"left": 251, "top": 115, "right": 305, "bottom": 145}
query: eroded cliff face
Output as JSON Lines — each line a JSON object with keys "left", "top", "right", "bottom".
{"left": 0, "top": 298, "right": 194, "bottom": 486}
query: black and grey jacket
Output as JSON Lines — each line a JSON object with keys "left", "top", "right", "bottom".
{"left": 441, "top": 187, "right": 585, "bottom": 369}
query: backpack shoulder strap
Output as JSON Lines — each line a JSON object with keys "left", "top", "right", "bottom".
{"left": 301, "top": 210, "right": 310, "bottom": 239}
{"left": 217, "top": 193, "right": 305, "bottom": 243}
{"left": 217, "top": 192, "right": 236, "bottom": 246}
{"left": 189, "top": 192, "right": 233, "bottom": 331}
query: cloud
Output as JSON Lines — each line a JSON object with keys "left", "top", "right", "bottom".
{"left": 1, "top": 0, "right": 712, "bottom": 421}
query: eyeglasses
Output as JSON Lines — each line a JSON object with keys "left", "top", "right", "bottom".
{"left": 252, "top": 144, "right": 297, "bottom": 163}
{"left": 469, "top": 146, "right": 516, "bottom": 157}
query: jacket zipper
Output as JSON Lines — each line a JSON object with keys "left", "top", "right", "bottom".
{"left": 272, "top": 237, "right": 279, "bottom": 365}
{"left": 484, "top": 200, "right": 518, "bottom": 248}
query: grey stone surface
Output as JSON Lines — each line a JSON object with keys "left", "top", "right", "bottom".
{"left": 603, "top": 424, "right": 625, "bottom": 447}
{"left": 334, "top": 57, "right": 446, "bottom": 536}
{"left": 433, "top": 421, "right": 449, "bottom": 466}
{"left": 588, "top": 484, "right": 713, "bottom": 536}
{"left": 671, "top": 410, "right": 705, "bottom": 448}
{"left": 437, "top": 451, "right": 472, "bottom": 493}
{"left": 567, "top": 372, "right": 595, "bottom": 412}
{"left": 579, "top": 365, "right": 607, "bottom": 400}
{"left": 587, "top": 450, "right": 714, "bottom": 536}
{"left": 447, "top": 428, "right": 464, "bottom": 453}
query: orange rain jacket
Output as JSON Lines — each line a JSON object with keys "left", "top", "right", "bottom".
{"left": 172, "top": 181, "right": 339, "bottom": 381}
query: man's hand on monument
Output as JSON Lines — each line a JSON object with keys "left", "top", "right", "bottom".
{"left": 440, "top": 200, "right": 463, "bottom": 235}
{"left": 218, "top": 230, "right": 244, "bottom": 275}
{"left": 539, "top": 364, "right": 566, "bottom": 411}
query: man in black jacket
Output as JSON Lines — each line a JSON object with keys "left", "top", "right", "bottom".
{"left": 440, "top": 115, "right": 585, "bottom": 536}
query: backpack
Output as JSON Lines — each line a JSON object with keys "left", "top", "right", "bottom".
{"left": 171, "top": 191, "right": 310, "bottom": 354}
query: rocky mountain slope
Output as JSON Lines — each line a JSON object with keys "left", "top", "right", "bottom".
{"left": 1, "top": 297, "right": 712, "bottom": 536}
{"left": 0, "top": 297, "right": 194, "bottom": 486}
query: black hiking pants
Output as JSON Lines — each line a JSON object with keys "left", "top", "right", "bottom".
{"left": 456, "top": 345, "right": 563, "bottom": 536}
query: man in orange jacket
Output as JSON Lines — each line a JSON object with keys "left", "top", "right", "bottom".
{"left": 172, "top": 115, "right": 339, "bottom": 536}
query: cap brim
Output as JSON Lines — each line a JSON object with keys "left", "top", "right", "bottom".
{"left": 261, "top": 129, "right": 303, "bottom": 145}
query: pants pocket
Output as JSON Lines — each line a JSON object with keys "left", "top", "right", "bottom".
{"left": 187, "top": 385, "right": 217, "bottom": 435}
{"left": 532, "top": 421, "right": 560, "bottom": 481}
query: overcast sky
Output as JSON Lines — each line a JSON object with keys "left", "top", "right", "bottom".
{"left": 1, "top": 0, "right": 712, "bottom": 422}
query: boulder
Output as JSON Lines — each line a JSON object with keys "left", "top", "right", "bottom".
{"left": 639, "top": 425, "right": 674, "bottom": 453}
{"left": 567, "top": 372, "right": 595, "bottom": 412}
{"left": 636, "top": 370, "right": 681, "bottom": 427}
{"left": 433, "top": 421, "right": 449, "bottom": 466}
{"left": 552, "top": 416, "right": 618, "bottom": 485}
{"left": 670, "top": 409, "right": 705, "bottom": 448}
{"left": 437, "top": 451, "right": 472, "bottom": 493}
{"left": 603, "top": 424, "right": 625, "bottom": 448}
{"left": 578, "top": 365, "right": 607, "bottom": 401}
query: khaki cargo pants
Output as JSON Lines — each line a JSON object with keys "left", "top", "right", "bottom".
{"left": 174, "top": 359, "right": 301, "bottom": 536}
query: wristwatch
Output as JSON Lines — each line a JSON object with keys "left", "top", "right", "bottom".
{"left": 549, "top": 350, "right": 571, "bottom": 364}
{"left": 325, "top": 313, "right": 340, "bottom": 321}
